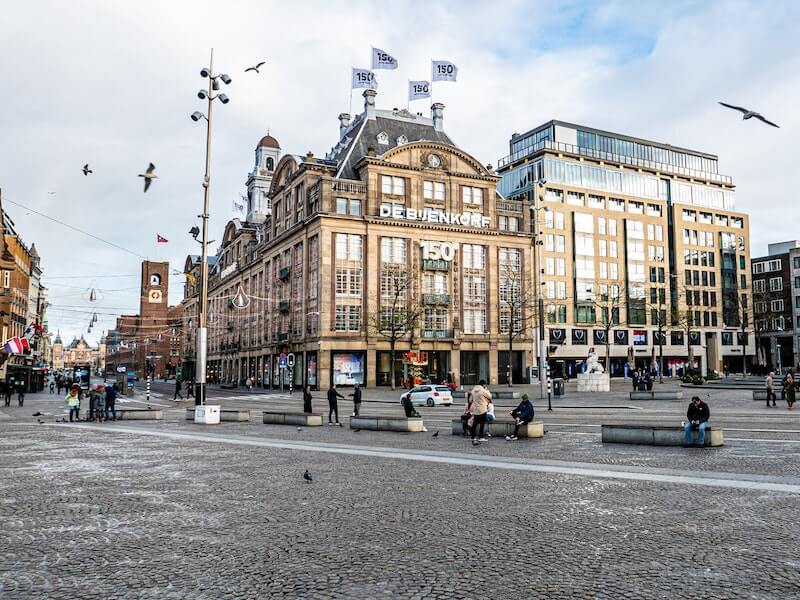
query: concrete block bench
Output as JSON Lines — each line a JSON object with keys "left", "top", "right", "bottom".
{"left": 452, "top": 390, "right": 521, "bottom": 400}
{"left": 753, "top": 390, "right": 781, "bottom": 401}
{"left": 262, "top": 411, "right": 323, "bottom": 426}
{"left": 601, "top": 424, "right": 723, "bottom": 447}
{"left": 451, "top": 418, "right": 544, "bottom": 438}
{"left": 350, "top": 416, "right": 424, "bottom": 432}
{"left": 629, "top": 391, "right": 684, "bottom": 401}
{"left": 185, "top": 408, "right": 250, "bottom": 422}
{"left": 114, "top": 408, "right": 163, "bottom": 420}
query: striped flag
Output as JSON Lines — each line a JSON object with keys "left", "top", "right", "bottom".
{"left": 157, "top": 234, "right": 168, "bottom": 244}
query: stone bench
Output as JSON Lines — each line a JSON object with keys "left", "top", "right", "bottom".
{"left": 601, "top": 424, "right": 723, "bottom": 447}
{"left": 452, "top": 390, "right": 520, "bottom": 400}
{"left": 114, "top": 408, "right": 163, "bottom": 420}
{"left": 753, "top": 390, "right": 782, "bottom": 401}
{"left": 262, "top": 411, "right": 323, "bottom": 426}
{"left": 350, "top": 416, "right": 424, "bottom": 432}
{"left": 629, "top": 391, "right": 684, "bottom": 401}
{"left": 185, "top": 408, "right": 250, "bottom": 422}
{"left": 451, "top": 418, "right": 544, "bottom": 438}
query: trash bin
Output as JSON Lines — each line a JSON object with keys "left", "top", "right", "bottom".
{"left": 553, "top": 378, "right": 565, "bottom": 397}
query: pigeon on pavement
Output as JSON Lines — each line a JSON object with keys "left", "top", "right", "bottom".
{"left": 32, "top": 412, "right": 43, "bottom": 417}
{"left": 37, "top": 419, "right": 44, "bottom": 424}
{"left": 138, "top": 163, "right": 158, "bottom": 192}
{"left": 303, "top": 470, "right": 313, "bottom": 484}
{"left": 296, "top": 426, "right": 302, "bottom": 432}
{"left": 353, "top": 428, "right": 361, "bottom": 433}
{"left": 245, "top": 61, "right": 266, "bottom": 73}
{"left": 82, "top": 164, "right": 93, "bottom": 176}
{"left": 432, "top": 430, "right": 439, "bottom": 438}
{"left": 718, "top": 102, "right": 780, "bottom": 127}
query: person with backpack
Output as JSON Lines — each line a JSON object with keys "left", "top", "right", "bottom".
{"left": 506, "top": 394, "right": 535, "bottom": 441}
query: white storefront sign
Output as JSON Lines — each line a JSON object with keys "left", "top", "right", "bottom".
{"left": 379, "top": 204, "right": 490, "bottom": 228}
{"left": 220, "top": 261, "right": 238, "bottom": 280}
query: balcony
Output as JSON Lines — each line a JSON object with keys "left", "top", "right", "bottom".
{"left": 497, "top": 139, "right": 733, "bottom": 185}
{"left": 496, "top": 201, "right": 523, "bottom": 214}
{"left": 332, "top": 180, "right": 367, "bottom": 194}
{"left": 279, "top": 266, "right": 291, "bottom": 280}
{"left": 421, "top": 329, "right": 453, "bottom": 339}
{"left": 422, "top": 293, "right": 451, "bottom": 306}
{"left": 279, "top": 300, "right": 290, "bottom": 313}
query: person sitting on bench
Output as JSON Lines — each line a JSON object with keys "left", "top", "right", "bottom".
{"left": 506, "top": 394, "right": 534, "bottom": 441}
{"left": 402, "top": 394, "right": 420, "bottom": 418}
{"left": 683, "top": 395, "right": 710, "bottom": 447}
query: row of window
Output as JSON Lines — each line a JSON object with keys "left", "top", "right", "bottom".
{"left": 382, "top": 175, "right": 485, "bottom": 207}
{"left": 753, "top": 277, "right": 784, "bottom": 293}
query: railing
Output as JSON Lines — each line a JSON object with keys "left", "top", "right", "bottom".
{"left": 497, "top": 139, "right": 733, "bottom": 185}
{"left": 422, "top": 293, "right": 451, "bottom": 305}
{"left": 496, "top": 201, "right": 523, "bottom": 213}
{"left": 421, "top": 329, "right": 453, "bottom": 339}
{"left": 278, "top": 266, "right": 291, "bottom": 280}
{"left": 332, "top": 180, "right": 367, "bottom": 194}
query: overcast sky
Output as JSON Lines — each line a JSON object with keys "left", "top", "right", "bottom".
{"left": 1, "top": 0, "right": 797, "bottom": 346}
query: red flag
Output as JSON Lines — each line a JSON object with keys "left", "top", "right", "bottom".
{"left": 19, "top": 337, "right": 30, "bottom": 353}
{"left": 157, "top": 234, "right": 168, "bottom": 244}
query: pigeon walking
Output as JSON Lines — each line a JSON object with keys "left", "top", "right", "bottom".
{"left": 718, "top": 102, "right": 780, "bottom": 128}
{"left": 32, "top": 411, "right": 43, "bottom": 417}
{"left": 245, "top": 61, "right": 266, "bottom": 74}
{"left": 37, "top": 419, "right": 44, "bottom": 424}
{"left": 432, "top": 430, "right": 439, "bottom": 438}
{"left": 138, "top": 162, "right": 158, "bottom": 192}
{"left": 82, "top": 164, "right": 93, "bottom": 176}
{"left": 303, "top": 470, "right": 313, "bottom": 484}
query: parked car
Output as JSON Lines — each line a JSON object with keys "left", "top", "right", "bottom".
{"left": 400, "top": 385, "right": 453, "bottom": 407}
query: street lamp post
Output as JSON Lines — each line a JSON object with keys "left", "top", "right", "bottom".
{"left": 191, "top": 49, "right": 230, "bottom": 406}
{"left": 529, "top": 180, "right": 550, "bottom": 409}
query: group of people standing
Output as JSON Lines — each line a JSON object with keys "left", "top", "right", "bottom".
{"left": 765, "top": 371, "right": 797, "bottom": 409}
{"left": 1, "top": 380, "right": 26, "bottom": 407}
{"left": 64, "top": 382, "right": 119, "bottom": 422}
{"left": 303, "top": 383, "right": 362, "bottom": 426}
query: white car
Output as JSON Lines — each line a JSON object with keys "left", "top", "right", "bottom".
{"left": 400, "top": 385, "right": 453, "bottom": 407}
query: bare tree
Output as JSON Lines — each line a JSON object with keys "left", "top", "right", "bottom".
{"left": 723, "top": 288, "right": 754, "bottom": 378}
{"left": 367, "top": 268, "right": 422, "bottom": 391}
{"left": 499, "top": 255, "right": 537, "bottom": 387}
{"left": 592, "top": 283, "right": 626, "bottom": 372}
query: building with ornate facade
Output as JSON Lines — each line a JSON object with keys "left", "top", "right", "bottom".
{"left": 52, "top": 334, "right": 105, "bottom": 371}
{"left": 183, "top": 91, "right": 538, "bottom": 388}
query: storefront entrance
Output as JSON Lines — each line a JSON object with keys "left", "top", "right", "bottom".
{"left": 497, "top": 351, "right": 525, "bottom": 384}
{"left": 460, "top": 351, "right": 488, "bottom": 386}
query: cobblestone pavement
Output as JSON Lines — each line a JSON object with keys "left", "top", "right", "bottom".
{"left": 2, "top": 388, "right": 800, "bottom": 598}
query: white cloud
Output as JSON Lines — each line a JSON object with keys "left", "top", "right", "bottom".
{"left": 0, "top": 0, "right": 796, "bottom": 343}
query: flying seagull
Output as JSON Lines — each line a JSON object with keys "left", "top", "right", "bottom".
{"left": 718, "top": 102, "right": 779, "bottom": 128}
{"left": 82, "top": 164, "right": 93, "bottom": 176}
{"left": 138, "top": 162, "right": 158, "bottom": 192}
{"left": 245, "top": 61, "right": 266, "bottom": 74}
{"left": 303, "top": 470, "right": 313, "bottom": 484}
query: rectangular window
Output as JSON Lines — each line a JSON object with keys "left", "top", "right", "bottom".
{"left": 609, "top": 241, "right": 618, "bottom": 258}
{"left": 795, "top": 276, "right": 800, "bottom": 289}
{"left": 382, "top": 175, "right": 405, "bottom": 196}
{"left": 598, "top": 217, "right": 606, "bottom": 235}
{"left": 423, "top": 180, "right": 446, "bottom": 201}
{"left": 589, "top": 195, "right": 605, "bottom": 209}
{"left": 769, "top": 277, "right": 783, "bottom": 292}
{"left": 335, "top": 305, "right": 362, "bottom": 332}
{"left": 556, "top": 235, "right": 565, "bottom": 253}
{"left": 608, "top": 219, "right": 617, "bottom": 236}
{"left": 2, "top": 271, "right": 8, "bottom": 288}
{"left": 609, "top": 263, "right": 618, "bottom": 279}
{"left": 545, "top": 234, "right": 554, "bottom": 252}
{"left": 498, "top": 216, "right": 519, "bottom": 231}
{"left": 555, "top": 212, "right": 565, "bottom": 230}
{"left": 463, "top": 308, "right": 486, "bottom": 334}
{"left": 608, "top": 198, "right": 624, "bottom": 212}
{"left": 600, "top": 262, "right": 608, "bottom": 278}
{"left": 567, "top": 191, "right": 585, "bottom": 206}
{"left": 462, "top": 244, "right": 485, "bottom": 269}
{"left": 772, "top": 299, "right": 785, "bottom": 312}
{"left": 545, "top": 257, "right": 554, "bottom": 276}
{"left": 335, "top": 233, "right": 362, "bottom": 260}
{"left": 545, "top": 188, "right": 563, "bottom": 202}
{"left": 462, "top": 186, "right": 484, "bottom": 207}
{"left": 794, "top": 256, "right": 800, "bottom": 270}
{"left": 753, "top": 279, "right": 766, "bottom": 293}
{"left": 380, "top": 237, "right": 406, "bottom": 264}
{"left": 556, "top": 258, "right": 566, "bottom": 277}
{"left": 599, "top": 240, "right": 607, "bottom": 257}
{"left": 335, "top": 268, "right": 362, "bottom": 296}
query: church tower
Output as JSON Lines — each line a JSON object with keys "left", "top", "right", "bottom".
{"left": 246, "top": 133, "right": 280, "bottom": 223}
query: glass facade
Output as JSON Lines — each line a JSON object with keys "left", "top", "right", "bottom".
{"left": 576, "top": 129, "right": 719, "bottom": 175}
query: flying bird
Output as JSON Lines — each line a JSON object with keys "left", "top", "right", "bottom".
{"left": 303, "top": 470, "right": 313, "bottom": 484}
{"left": 245, "top": 61, "right": 266, "bottom": 73}
{"left": 138, "top": 162, "right": 158, "bottom": 192}
{"left": 718, "top": 102, "right": 779, "bottom": 128}
{"left": 82, "top": 164, "right": 93, "bottom": 176}
{"left": 47, "top": 191, "right": 56, "bottom": 195}
{"left": 432, "top": 430, "right": 439, "bottom": 438}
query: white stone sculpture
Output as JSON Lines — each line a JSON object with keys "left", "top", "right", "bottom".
{"left": 585, "top": 347, "right": 605, "bottom": 374}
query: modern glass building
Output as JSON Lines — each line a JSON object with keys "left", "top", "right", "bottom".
{"left": 497, "top": 121, "right": 753, "bottom": 377}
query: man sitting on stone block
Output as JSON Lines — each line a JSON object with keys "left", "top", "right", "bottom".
{"left": 506, "top": 393, "right": 534, "bottom": 441}
{"left": 684, "top": 395, "right": 710, "bottom": 447}
{"left": 402, "top": 394, "right": 420, "bottom": 418}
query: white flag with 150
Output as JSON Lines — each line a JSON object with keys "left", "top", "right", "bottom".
{"left": 352, "top": 67, "right": 378, "bottom": 89}
{"left": 371, "top": 47, "right": 398, "bottom": 70}
{"left": 432, "top": 60, "right": 458, "bottom": 82}
{"left": 408, "top": 80, "right": 431, "bottom": 101}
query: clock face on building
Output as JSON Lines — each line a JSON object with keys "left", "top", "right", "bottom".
{"left": 150, "top": 274, "right": 161, "bottom": 286}
{"left": 427, "top": 154, "right": 442, "bottom": 168}
{"left": 148, "top": 289, "right": 163, "bottom": 303}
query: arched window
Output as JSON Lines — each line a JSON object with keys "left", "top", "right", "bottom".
{"left": 266, "top": 157, "right": 274, "bottom": 171}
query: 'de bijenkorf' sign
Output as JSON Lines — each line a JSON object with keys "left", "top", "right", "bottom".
{"left": 379, "top": 205, "right": 490, "bottom": 228}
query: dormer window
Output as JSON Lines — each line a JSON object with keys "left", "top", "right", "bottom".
{"left": 376, "top": 131, "right": 389, "bottom": 145}
{"left": 396, "top": 135, "right": 408, "bottom": 146}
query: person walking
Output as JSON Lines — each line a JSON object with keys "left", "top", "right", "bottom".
{"left": 16, "top": 381, "right": 25, "bottom": 407}
{"left": 348, "top": 383, "right": 363, "bottom": 417}
{"left": 246, "top": 376, "right": 254, "bottom": 391}
{"left": 1, "top": 381, "right": 9, "bottom": 407}
{"left": 66, "top": 385, "right": 81, "bottom": 422}
{"left": 105, "top": 383, "right": 118, "bottom": 421}
{"left": 303, "top": 386, "right": 313, "bottom": 413}
{"left": 783, "top": 372, "right": 796, "bottom": 410}
{"left": 56, "top": 378, "right": 63, "bottom": 396}
{"left": 94, "top": 385, "right": 106, "bottom": 423}
{"left": 49, "top": 380, "right": 55, "bottom": 394}
{"left": 186, "top": 379, "right": 194, "bottom": 399}
{"left": 631, "top": 368, "right": 639, "bottom": 391}
{"left": 327, "top": 385, "right": 345, "bottom": 426}
{"left": 766, "top": 371, "right": 777, "bottom": 407}
{"left": 173, "top": 378, "right": 184, "bottom": 401}
{"left": 469, "top": 380, "right": 492, "bottom": 446}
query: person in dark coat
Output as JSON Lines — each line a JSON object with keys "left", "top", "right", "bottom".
{"left": 683, "top": 395, "right": 710, "bottom": 447}
{"left": 1, "top": 381, "right": 9, "bottom": 407}
{"left": 16, "top": 381, "right": 25, "bottom": 407}
{"left": 506, "top": 394, "right": 535, "bottom": 441}
{"left": 783, "top": 372, "right": 796, "bottom": 410}
{"left": 303, "top": 386, "right": 313, "bottom": 414}
{"left": 105, "top": 383, "right": 118, "bottom": 421}
{"left": 327, "top": 385, "right": 345, "bottom": 426}
{"left": 348, "top": 383, "right": 362, "bottom": 417}
{"left": 173, "top": 378, "right": 184, "bottom": 400}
